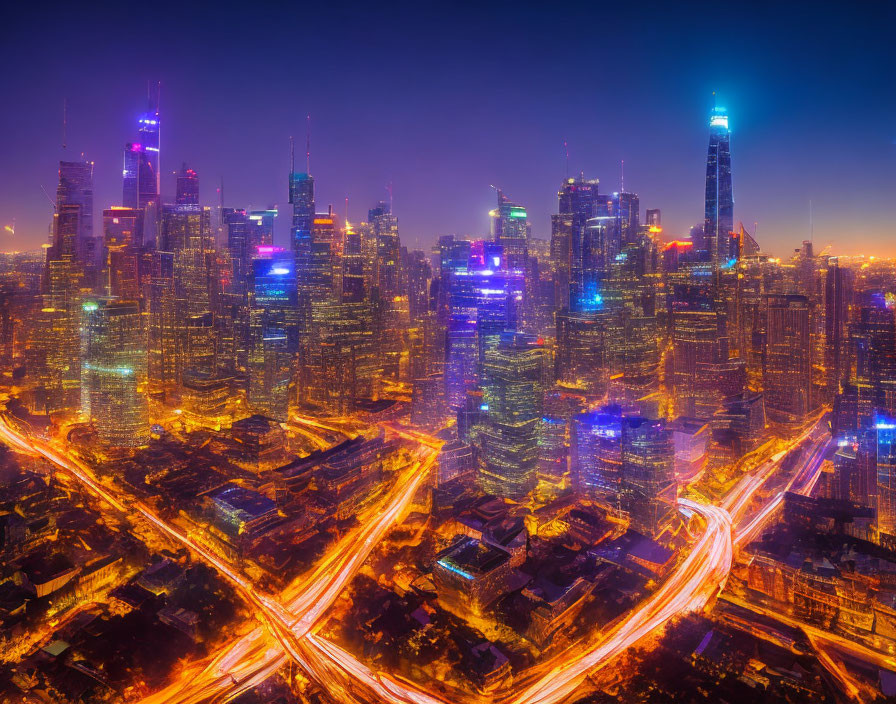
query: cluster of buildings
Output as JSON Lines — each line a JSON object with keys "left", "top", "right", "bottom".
{"left": 5, "top": 89, "right": 896, "bottom": 702}
{"left": 2, "top": 90, "right": 896, "bottom": 548}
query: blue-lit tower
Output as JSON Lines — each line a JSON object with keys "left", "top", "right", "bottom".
{"left": 123, "top": 83, "right": 160, "bottom": 212}
{"left": 248, "top": 248, "right": 297, "bottom": 420}
{"left": 877, "top": 416, "right": 896, "bottom": 541}
{"left": 704, "top": 103, "right": 734, "bottom": 267}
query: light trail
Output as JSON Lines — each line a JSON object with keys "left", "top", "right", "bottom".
{"left": 1, "top": 410, "right": 832, "bottom": 704}
{"left": 734, "top": 436, "right": 831, "bottom": 546}
{"left": 0, "top": 414, "right": 439, "bottom": 704}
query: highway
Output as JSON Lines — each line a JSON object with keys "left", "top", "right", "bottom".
{"left": 0, "top": 414, "right": 438, "bottom": 704}
{"left": 0, "top": 411, "right": 838, "bottom": 704}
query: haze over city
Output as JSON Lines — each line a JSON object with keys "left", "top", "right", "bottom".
{"left": 2, "top": 0, "right": 894, "bottom": 255}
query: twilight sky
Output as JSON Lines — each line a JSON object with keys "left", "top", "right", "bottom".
{"left": 1, "top": 1, "right": 894, "bottom": 256}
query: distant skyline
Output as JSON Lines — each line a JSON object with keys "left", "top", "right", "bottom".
{"left": 2, "top": 1, "right": 894, "bottom": 256}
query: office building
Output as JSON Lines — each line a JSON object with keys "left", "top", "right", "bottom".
{"left": 478, "top": 332, "right": 544, "bottom": 500}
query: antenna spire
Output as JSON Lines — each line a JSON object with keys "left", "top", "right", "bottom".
{"left": 305, "top": 114, "right": 311, "bottom": 174}
{"left": 564, "top": 140, "right": 569, "bottom": 178}
{"left": 290, "top": 136, "right": 295, "bottom": 173}
{"left": 809, "top": 199, "right": 814, "bottom": 243}
{"left": 62, "top": 97, "right": 67, "bottom": 151}
{"left": 620, "top": 159, "right": 624, "bottom": 192}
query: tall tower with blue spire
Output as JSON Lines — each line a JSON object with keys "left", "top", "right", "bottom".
{"left": 704, "top": 97, "right": 734, "bottom": 267}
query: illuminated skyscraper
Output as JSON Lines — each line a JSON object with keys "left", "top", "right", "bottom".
{"left": 342, "top": 224, "right": 366, "bottom": 303}
{"left": 103, "top": 207, "right": 143, "bottom": 301}
{"left": 443, "top": 240, "right": 519, "bottom": 408}
{"left": 53, "top": 160, "right": 94, "bottom": 260}
{"left": 478, "top": 332, "right": 544, "bottom": 500}
{"left": 621, "top": 416, "right": 676, "bottom": 536}
{"left": 175, "top": 164, "right": 199, "bottom": 205}
{"left": 491, "top": 190, "right": 528, "bottom": 274}
{"left": 704, "top": 104, "right": 735, "bottom": 267}
{"left": 289, "top": 167, "right": 315, "bottom": 339}
{"left": 824, "top": 258, "right": 854, "bottom": 399}
{"left": 765, "top": 293, "right": 814, "bottom": 426}
{"left": 248, "top": 209, "right": 277, "bottom": 247}
{"left": 669, "top": 258, "right": 728, "bottom": 417}
{"left": 81, "top": 299, "right": 149, "bottom": 447}
{"left": 122, "top": 84, "right": 160, "bottom": 219}
{"left": 224, "top": 208, "right": 252, "bottom": 300}
{"left": 369, "top": 201, "right": 401, "bottom": 300}
{"left": 877, "top": 416, "right": 896, "bottom": 542}
{"left": 248, "top": 249, "right": 296, "bottom": 419}
{"left": 554, "top": 175, "right": 600, "bottom": 310}
{"left": 33, "top": 159, "right": 95, "bottom": 412}
{"left": 306, "top": 301, "right": 380, "bottom": 413}
{"left": 850, "top": 291, "right": 896, "bottom": 425}
{"left": 571, "top": 408, "right": 623, "bottom": 499}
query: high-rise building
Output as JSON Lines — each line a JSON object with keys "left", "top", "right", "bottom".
{"left": 103, "top": 207, "right": 143, "bottom": 301}
{"left": 621, "top": 416, "right": 676, "bottom": 536}
{"left": 571, "top": 408, "right": 623, "bottom": 499}
{"left": 122, "top": 85, "right": 161, "bottom": 237}
{"left": 81, "top": 298, "right": 149, "bottom": 447}
{"left": 670, "top": 279, "right": 728, "bottom": 417}
{"left": 824, "top": 258, "right": 854, "bottom": 399}
{"left": 175, "top": 164, "right": 200, "bottom": 205}
{"left": 877, "top": 416, "right": 896, "bottom": 542}
{"left": 490, "top": 190, "right": 528, "bottom": 274}
{"left": 850, "top": 291, "right": 896, "bottom": 425}
{"left": 33, "top": 159, "right": 95, "bottom": 412}
{"left": 478, "top": 332, "right": 544, "bottom": 500}
{"left": 765, "top": 293, "right": 814, "bottom": 426}
{"left": 289, "top": 168, "right": 315, "bottom": 342}
{"left": 443, "top": 240, "right": 519, "bottom": 408}
{"left": 554, "top": 175, "right": 600, "bottom": 310}
{"left": 248, "top": 249, "right": 296, "bottom": 420}
{"left": 53, "top": 160, "right": 95, "bottom": 261}
{"left": 704, "top": 105, "right": 734, "bottom": 267}
{"left": 306, "top": 300, "right": 380, "bottom": 413}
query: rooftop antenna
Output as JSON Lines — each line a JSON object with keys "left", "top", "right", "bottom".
{"left": 289, "top": 135, "right": 295, "bottom": 173}
{"left": 809, "top": 199, "right": 814, "bottom": 243}
{"left": 620, "top": 159, "right": 624, "bottom": 193}
{"left": 387, "top": 182, "right": 393, "bottom": 213}
{"left": 305, "top": 114, "right": 311, "bottom": 174}
{"left": 62, "top": 97, "right": 67, "bottom": 151}
{"left": 344, "top": 195, "right": 349, "bottom": 226}
{"left": 41, "top": 185, "right": 56, "bottom": 211}
{"left": 564, "top": 140, "right": 569, "bottom": 178}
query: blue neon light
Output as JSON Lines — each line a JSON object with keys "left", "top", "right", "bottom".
{"left": 436, "top": 560, "right": 473, "bottom": 580}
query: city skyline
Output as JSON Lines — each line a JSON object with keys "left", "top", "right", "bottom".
{"left": 4, "top": 4, "right": 896, "bottom": 704}
{"left": 2, "top": 1, "right": 894, "bottom": 255}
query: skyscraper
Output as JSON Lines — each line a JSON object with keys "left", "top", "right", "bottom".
{"left": 248, "top": 249, "right": 296, "bottom": 420}
{"left": 765, "top": 293, "right": 814, "bottom": 426}
{"left": 478, "top": 332, "right": 544, "bottom": 500}
{"left": 81, "top": 298, "right": 149, "bottom": 447}
{"left": 175, "top": 164, "right": 200, "bottom": 205}
{"left": 824, "top": 258, "right": 854, "bottom": 399}
{"left": 554, "top": 175, "right": 599, "bottom": 310}
{"left": 490, "top": 190, "right": 528, "bottom": 274}
{"left": 571, "top": 408, "right": 623, "bottom": 499}
{"left": 289, "top": 167, "right": 315, "bottom": 344}
{"left": 53, "top": 160, "right": 95, "bottom": 262}
{"left": 704, "top": 104, "right": 734, "bottom": 267}
{"left": 103, "top": 207, "right": 143, "bottom": 301}
{"left": 621, "top": 416, "right": 676, "bottom": 536}
{"left": 122, "top": 84, "right": 161, "bottom": 220}
{"left": 877, "top": 416, "right": 896, "bottom": 542}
